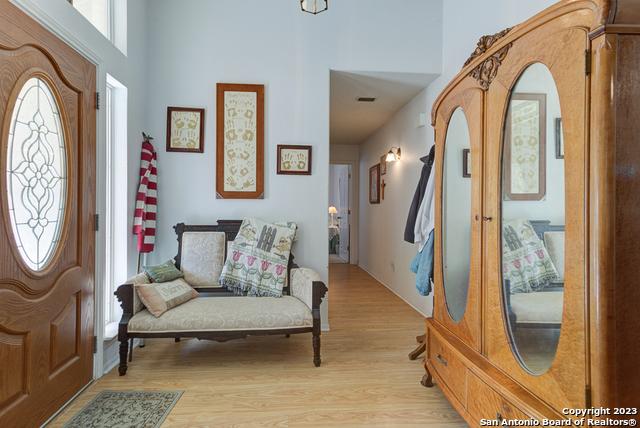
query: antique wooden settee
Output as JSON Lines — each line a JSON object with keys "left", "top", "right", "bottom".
{"left": 115, "top": 220, "right": 328, "bottom": 375}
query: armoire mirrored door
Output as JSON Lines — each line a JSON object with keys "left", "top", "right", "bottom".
{"left": 483, "top": 23, "right": 588, "bottom": 411}
{"left": 433, "top": 80, "right": 483, "bottom": 351}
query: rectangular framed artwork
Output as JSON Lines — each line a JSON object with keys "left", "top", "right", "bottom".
{"left": 216, "top": 83, "right": 264, "bottom": 199}
{"left": 166, "top": 107, "right": 205, "bottom": 153}
{"left": 369, "top": 164, "right": 380, "bottom": 204}
{"left": 462, "top": 148, "right": 471, "bottom": 178}
{"left": 503, "top": 93, "right": 547, "bottom": 201}
{"left": 555, "top": 117, "right": 564, "bottom": 159}
{"left": 277, "top": 145, "right": 312, "bottom": 175}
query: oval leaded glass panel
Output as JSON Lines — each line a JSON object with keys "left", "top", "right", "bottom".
{"left": 6, "top": 77, "right": 67, "bottom": 271}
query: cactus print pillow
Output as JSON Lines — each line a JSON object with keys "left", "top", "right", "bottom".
{"left": 502, "top": 219, "right": 559, "bottom": 293}
{"left": 219, "top": 218, "right": 297, "bottom": 297}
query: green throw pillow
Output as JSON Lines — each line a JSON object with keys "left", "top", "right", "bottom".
{"left": 144, "top": 260, "right": 184, "bottom": 283}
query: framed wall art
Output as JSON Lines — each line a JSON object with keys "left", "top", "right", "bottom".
{"left": 462, "top": 148, "right": 471, "bottom": 178}
{"left": 277, "top": 145, "right": 312, "bottom": 175}
{"left": 369, "top": 164, "right": 381, "bottom": 204}
{"left": 216, "top": 83, "right": 264, "bottom": 199}
{"left": 166, "top": 107, "right": 205, "bottom": 153}
{"left": 503, "top": 93, "right": 547, "bottom": 201}
{"left": 555, "top": 117, "right": 564, "bottom": 159}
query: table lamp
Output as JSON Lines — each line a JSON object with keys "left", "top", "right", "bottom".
{"left": 328, "top": 206, "right": 338, "bottom": 226}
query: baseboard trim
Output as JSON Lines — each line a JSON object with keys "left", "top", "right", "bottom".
{"left": 357, "top": 264, "right": 430, "bottom": 318}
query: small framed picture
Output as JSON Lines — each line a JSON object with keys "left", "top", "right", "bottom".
{"left": 555, "top": 118, "right": 564, "bottom": 159}
{"left": 166, "top": 107, "right": 205, "bottom": 153}
{"left": 277, "top": 145, "right": 312, "bottom": 175}
{"left": 369, "top": 164, "right": 381, "bottom": 204}
{"left": 380, "top": 155, "right": 387, "bottom": 175}
{"left": 463, "top": 148, "right": 471, "bottom": 178}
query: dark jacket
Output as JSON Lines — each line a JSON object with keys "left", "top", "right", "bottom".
{"left": 404, "top": 145, "right": 435, "bottom": 243}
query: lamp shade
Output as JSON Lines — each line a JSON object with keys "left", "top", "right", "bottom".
{"left": 328, "top": 206, "right": 338, "bottom": 214}
{"left": 386, "top": 147, "right": 402, "bottom": 162}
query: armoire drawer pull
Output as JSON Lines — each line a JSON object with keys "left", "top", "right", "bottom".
{"left": 436, "top": 354, "right": 448, "bottom": 366}
{"left": 482, "top": 216, "right": 493, "bottom": 222}
{"left": 496, "top": 413, "right": 504, "bottom": 423}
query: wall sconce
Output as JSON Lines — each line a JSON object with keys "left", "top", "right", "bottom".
{"left": 386, "top": 147, "right": 401, "bottom": 162}
{"left": 328, "top": 206, "right": 338, "bottom": 226}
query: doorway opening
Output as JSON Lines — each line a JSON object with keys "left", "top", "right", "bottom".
{"left": 329, "top": 164, "right": 351, "bottom": 263}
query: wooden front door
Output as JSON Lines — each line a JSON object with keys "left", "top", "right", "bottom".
{"left": 0, "top": 2, "right": 96, "bottom": 426}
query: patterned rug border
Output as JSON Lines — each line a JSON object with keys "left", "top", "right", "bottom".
{"left": 62, "top": 390, "right": 184, "bottom": 428}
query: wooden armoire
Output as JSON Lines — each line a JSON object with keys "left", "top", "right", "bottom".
{"left": 424, "top": 0, "right": 640, "bottom": 424}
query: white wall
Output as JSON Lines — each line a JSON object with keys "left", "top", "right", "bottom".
{"left": 143, "top": 0, "right": 443, "bottom": 329}
{"left": 357, "top": 0, "right": 558, "bottom": 316}
{"left": 358, "top": 89, "right": 431, "bottom": 315}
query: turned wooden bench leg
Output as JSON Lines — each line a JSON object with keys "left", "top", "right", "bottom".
{"left": 313, "top": 334, "right": 321, "bottom": 367}
{"left": 118, "top": 339, "right": 129, "bottom": 376}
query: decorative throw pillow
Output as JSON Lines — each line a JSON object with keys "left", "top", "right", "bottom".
{"left": 219, "top": 218, "right": 297, "bottom": 297}
{"left": 144, "top": 260, "right": 184, "bottom": 283}
{"left": 180, "top": 231, "right": 226, "bottom": 287}
{"left": 502, "top": 219, "right": 559, "bottom": 293}
{"left": 134, "top": 278, "right": 198, "bottom": 317}
{"left": 544, "top": 231, "right": 565, "bottom": 282}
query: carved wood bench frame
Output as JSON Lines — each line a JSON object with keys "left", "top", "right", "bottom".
{"left": 114, "top": 220, "right": 328, "bottom": 375}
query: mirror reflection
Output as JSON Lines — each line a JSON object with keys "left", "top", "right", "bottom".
{"left": 501, "top": 63, "right": 564, "bottom": 374}
{"left": 442, "top": 108, "right": 472, "bottom": 322}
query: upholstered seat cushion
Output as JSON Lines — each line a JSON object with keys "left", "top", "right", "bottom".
{"left": 128, "top": 296, "right": 312, "bottom": 333}
{"left": 510, "top": 291, "right": 563, "bottom": 325}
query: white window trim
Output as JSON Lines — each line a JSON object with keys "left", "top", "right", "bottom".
{"left": 105, "top": 74, "right": 128, "bottom": 328}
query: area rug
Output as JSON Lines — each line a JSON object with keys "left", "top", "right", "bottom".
{"left": 63, "top": 390, "right": 183, "bottom": 428}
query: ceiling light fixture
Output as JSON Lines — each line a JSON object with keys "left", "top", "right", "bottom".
{"left": 300, "top": 0, "right": 328, "bottom": 15}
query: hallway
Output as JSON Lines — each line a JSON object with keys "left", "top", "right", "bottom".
{"left": 51, "top": 265, "right": 464, "bottom": 427}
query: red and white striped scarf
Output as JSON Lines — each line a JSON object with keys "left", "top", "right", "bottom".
{"left": 133, "top": 140, "right": 157, "bottom": 253}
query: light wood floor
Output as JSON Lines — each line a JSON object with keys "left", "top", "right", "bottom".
{"left": 50, "top": 264, "right": 465, "bottom": 427}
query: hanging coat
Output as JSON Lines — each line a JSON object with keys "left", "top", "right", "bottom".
{"left": 410, "top": 229, "right": 434, "bottom": 296}
{"left": 404, "top": 145, "right": 435, "bottom": 243}
{"left": 132, "top": 139, "right": 157, "bottom": 253}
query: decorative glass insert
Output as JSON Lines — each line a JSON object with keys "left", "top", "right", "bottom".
{"left": 6, "top": 77, "right": 67, "bottom": 271}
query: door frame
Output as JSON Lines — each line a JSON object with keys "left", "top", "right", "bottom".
{"left": 330, "top": 161, "right": 358, "bottom": 265}
{"left": 11, "top": 0, "right": 108, "bottom": 380}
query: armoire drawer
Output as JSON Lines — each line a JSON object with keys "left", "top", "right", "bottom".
{"left": 429, "top": 332, "right": 467, "bottom": 407}
{"left": 466, "top": 373, "right": 530, "bottom": 424}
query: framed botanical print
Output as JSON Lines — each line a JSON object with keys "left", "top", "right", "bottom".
{"left": 277, "top": 145, "right": 312, "bottom": 175}
{"left": 369, "top": 164, "right": 381, "bottom": 204}
{"left": 166, "top": 107, "right": 205, "bottom": 153}
{"left": 216, "top": 83, "right": 264, "bottom": 199}
{"left": 503, "top": 93, "right": 547, "bottom": 201}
